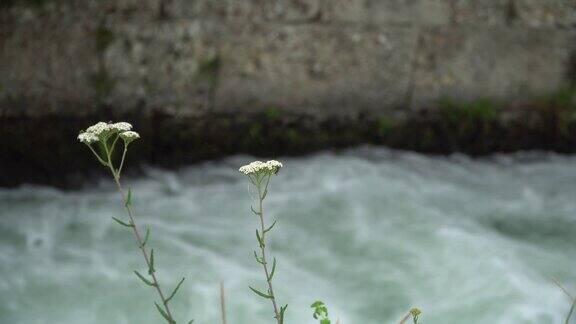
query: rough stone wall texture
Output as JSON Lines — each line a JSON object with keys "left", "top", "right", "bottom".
{"left": 0, "top": 0, "right": 575, "bottom": 118}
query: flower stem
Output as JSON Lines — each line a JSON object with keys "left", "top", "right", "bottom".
{"left": 105, "top": 145, "right": 176, "bottom": 323}
{"left": 256, "top": 175, "right": 282, "bottom": 324}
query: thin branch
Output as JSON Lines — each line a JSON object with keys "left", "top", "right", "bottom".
{"left": 399, "top": 312, "right": 411, "bottom": 324}
{"left": 220, "top": 282, "right": 227, "bottom": 324}
{"left": 553, "top": 277, "right": 575, "bottom": 301}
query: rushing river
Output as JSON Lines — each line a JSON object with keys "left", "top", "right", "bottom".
{"left": 1, "top": 147, "right": 575, "bottom": 324}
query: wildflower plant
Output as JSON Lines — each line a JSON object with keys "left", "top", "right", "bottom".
{"left": 311, "top": 301, "right": 331, "bottom": 324}
{"left": 78, "top": 121, "right": 192, "bottom": 324}
{"left": 239, "top": 160, "right": 288, "bottom": 324}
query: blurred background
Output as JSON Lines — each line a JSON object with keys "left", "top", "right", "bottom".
{"left": 1, "top": 0, "right": 576, "bottom": 323}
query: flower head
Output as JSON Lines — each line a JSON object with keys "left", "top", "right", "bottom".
{"left": 110, "top": 122, "right": 132, "bottom": 132}
{"left": 266, "top": 160, "right": 282, "bottom": 174}
{"left": 119, "top": 130, "right": 140, "bottom": 144}
{"left": 78, "top": 121, "right": 140, "bottom": 146}
{"left": 77, "top": 132, "right": 99, "bottom": 144}
{"left": 85, "top": 122, "right": 113, "bottom": 137}
{"left": 410, "top": 308, "right": 422, "bottom": 317}
{"left": 239, "top": 160, "right": 283, "bottom": 176}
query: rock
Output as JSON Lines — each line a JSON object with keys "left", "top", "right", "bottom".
{"left": 411, "top": 26, "right": 576, "bottom": 109}
{"left": 324, "top": 0, "right": 450, "bottom": 26}
{"left": 214, "top": 23, "right": 418, "bottom": 116}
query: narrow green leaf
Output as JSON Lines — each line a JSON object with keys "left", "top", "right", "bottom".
{"left": 112, "top": 217, "right": 133, "bottom": 228}
{"left": 250, "top": 206, "right": 261, "bottom": 215}
{"left": 264, "top": 220, "right": 277, "bottom": 233}
{"left": 280, "top": 304, "right": 288, "bottom": 324}
{"left": 134, "top": 270, "right": 155, "bottom": 287}
{"left": 155, "top": 302, "right": 174, "bottom": 323}
{"left": 249, "top": 286, "right": 273, "bottom": 299}
{"left": 165, "top": 277, "right": 186, "bottom": 304}
{"left": 253, "top": 251, "right": 264, "bottom": 264}
{"left": 148, "top": 249, "right": 155, "bottom": 275}
{"left": 268, "top": 258, "right": 277, "bottom": 281}
{"left": 256, "top": 230, "right": 264, "bottom": 248}
{"left": 188, "top": 320, "right": 194, "bottom": 324}
{"left": 125, "top": 188, "right": 132, "bottom": 207}
{"left": 141, "top": 226, "right": 150, "bottom": 248}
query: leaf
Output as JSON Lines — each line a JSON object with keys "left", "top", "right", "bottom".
{"left": 134, "top": 270, "right": 155, "bottom": 287}
{"left": 254, "top": 251, "right": 264, "bottom": 264}
{"left": 321, "top": 319, "right": 331, "bottom": 324}
{"left": 264, "top": 220, "right": 277, "bottom": 233}
{"left": 155, "top": 302, "right": 175, "bottom": 323}
{"left": 141, "top": 226, "right": 150, "bottom": 248}
{"left": 125, "top": 188, "right": 132, "bottom": 207}
{"left": 112, "top": 217, "right": 133, "bottom": 228}
{"left": 256, "top": 230, "right": 264, "bottom": 248}
{"left": 148, "top": 249, "right": 155, "bottom": 275}
{"left": 311, "top": 301, "right": 324, "bottom": 308}
{"left": 165, "top": 277, "right": 186, "bottom": 304}
{"left": 188, "top": 321, "right": 194, "bottom": 324}
{"left": 250, "top": 205, "right": 261, "bottom": 215}
{"left": 280, "top": 304, "right": 288, "bottom": 324}
{"left": 268, "top": 258, "right": 277, "bottom": 281}
{"left": 249, "top": 286, "right": 273, "bottom": 299}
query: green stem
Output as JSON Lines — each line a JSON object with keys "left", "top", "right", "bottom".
{"left": 256, "top": 175, "right": 281, "bottom": 324}
{"left": 88, "top": 145, "right": 108, "bottom": 166}
{"left": 566, "top": 299, "right": 575, "bottom": 324}
{"left": 105, "top": 146, "right": 175, "bottom": 323}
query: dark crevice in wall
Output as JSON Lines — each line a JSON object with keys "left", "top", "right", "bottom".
{"left": 567, "top": 50, "right": 576, "bottom": 87}
{"left": 404, "top": 29, "right": 423, "bottom": 110}
{"left": 505, "top": 0, "right": 519, "bottom": 26}
{"left": 447, "top": 0, "right": 457, "bottom": 25}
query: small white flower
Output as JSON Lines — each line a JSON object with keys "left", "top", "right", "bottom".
{"left": 120, "top": 131, "right": 140, "bottom": 143}
{"left": 265, "top": 160, "right": 282, "bottom": 174}
{"left": 86, "top": 122, "right": 112, "bottom": 137}
{"left": 239, "top": 161, "right": 266, "bottom": 175}
{"left": 239, "top": 160, "right": 283, "bottom": 176}
{"left": 77, "top": 132, "right": 99, "bottom": 144}
{"left": 110, "top": 122, "right": 132, "bottom": 132}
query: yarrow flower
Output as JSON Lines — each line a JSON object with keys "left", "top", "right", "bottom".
{"left": 77, "top": 121, "right": 140, "bottom": 145}
{"left": 77, "top": 132, "right": 99, "bottom": 144}
{"left": 110, "top": 122, "right": 132, "bottom": 132}
{"left": 120, "top": 130, "right": 140, "bottom": 143}
{"left": 85, "top": 122, "right": 112, "bottom": 137}
{"left": 239, "top": 160, "right": 283, "bottom": 176}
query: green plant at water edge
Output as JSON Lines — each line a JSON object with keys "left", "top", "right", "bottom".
{"left": 438, "top": 96, "right": 499, "bottom": 124}
{"left": 77, "top": 121, "right": 193, "bottom": 324}
{"left": 239, "top": 161, "right": 422, "bottom": 324}
{"left": 311, "top": 301, "right": 331, "bottom": 324}
{"left": 239, "top": 160, "right": 288, "bottom": 324}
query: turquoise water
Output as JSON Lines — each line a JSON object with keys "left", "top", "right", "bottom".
{"left": 0, "top": 147, "right": 575, "bottom": 324}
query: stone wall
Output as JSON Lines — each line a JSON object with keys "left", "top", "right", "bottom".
{"left": 1, "top": 0, "right": 575, "bottom": 118}
{"left": 1, "top": 0, "right": 576, "bottom": 187}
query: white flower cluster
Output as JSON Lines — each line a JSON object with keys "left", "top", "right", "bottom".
{"left": 239, "top": 160, "right": 283, "bottom": 175}
{"left": 77, "top": 132, "right": 99, "bottom": 144}
{"left": 120, "top": 131, "right": 140, "bottom": 142}
{"left": 78, "top": 121, "right": 140, "bottom": 145}
{"left": 111, "top": 122, "right": 132, "bottom": 132}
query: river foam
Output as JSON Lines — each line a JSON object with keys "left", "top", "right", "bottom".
{"left": 0, "top": 147, "right": 575, "bottom": 323}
